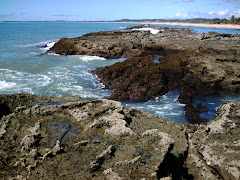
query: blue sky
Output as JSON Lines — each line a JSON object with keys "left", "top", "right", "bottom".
{"left": 0, "top": 0, "right": 240, "bottom": 21}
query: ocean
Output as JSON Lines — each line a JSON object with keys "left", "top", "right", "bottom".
{"left": 0, "top": 22, "right": 240, "bottom": 123}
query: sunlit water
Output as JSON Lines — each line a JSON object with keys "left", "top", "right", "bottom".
{"left": 0, "top": 22, "right": 239, "bottom": 123}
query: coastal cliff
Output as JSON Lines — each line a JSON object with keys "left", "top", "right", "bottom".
{"left": 0, "top": 94, "right": 239, "bottom": 179}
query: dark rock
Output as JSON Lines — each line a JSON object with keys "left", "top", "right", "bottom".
{"left": 196, "top": 103, "right": 207, "bottom": 112}
{"left": 47, "top": 120, "right": 80, "bottom": 147}
{"left": 92, "top": 55, "right": 167, "bottom": 101}
{"left": 0, "top": 94, "right": 40, "bottom": 119}
{"left": 185, "top": 104, "right": 207, "bottom": 124}
{"left": 123, "top": 49, "right": 151, "bottom": 59}
{"left": 160, "top": 51, "right": 185, "bottom": 90}
{"left": 0, "top": 103, "right": 11, "bottom": 120}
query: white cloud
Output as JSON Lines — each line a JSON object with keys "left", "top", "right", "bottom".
{"left": 208, "top": 11, "right": 214, "bottom": 15}
{"left": 176, "top": 13, "right": 181, "bottom": 17}
{"left": 175, "top": 13, "right": 188, "bottom": 18}
{"left": 217, "top": 9, "right": 229, "bottom": 16}
{"left": 233, "top": 10, "right": 240, "bottom": 17}
{"left": 170, "top": 9, "right": 239, "bottom": 19}
{"left": 182, "top": 0, "right": 193, "bottom": 2}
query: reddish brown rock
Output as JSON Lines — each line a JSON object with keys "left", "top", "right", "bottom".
{"left": 160, "top": 51, "right": 185, "bottom": 90}
{"left": 123, "top": 49, "right": 151, "bottom": 59}
{"left": 93, "top": 56, "right": 167, "bottom": 101}
{"left": 185, "top": 103, "right": 207, "bottom": 124}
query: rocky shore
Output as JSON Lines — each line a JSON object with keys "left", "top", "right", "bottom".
{"left": 50, "top": 25, "right": 240, "bottom": 107}
{"left": 1, "top": 25, "right": 237, "bottom": 179}
{"left": 0, "top": 94, "right": 239, "bottom": 179}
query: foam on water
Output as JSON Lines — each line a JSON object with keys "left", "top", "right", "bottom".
{"left": 41, "top": 42, "right": 56, "bottom": 51}
{"left": 77, "top": 55, "right": 107, "bottom": 61}
{"left": 131, "top": 28, "right": 161, "bottom": 34}
{"left": 0, "top": 80, "right": 16, "bottom": 90}
{"left": 18, "top": 40, "right": 56, "bottom": 49}
{"left": 122, "top": 90, "right": 188, "bottom": 123}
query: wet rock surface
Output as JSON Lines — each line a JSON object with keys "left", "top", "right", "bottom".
{"left": 47, "top": 120, "right": 80, "bottom": 147}
{"left": 92, "top": 55, "right": 167, "bottom": 101}
{"left": 185, "top": 103, "right": 207, "bottom": 124}
{"left": 0, "top": 94, "right": 239, "bottom": 179}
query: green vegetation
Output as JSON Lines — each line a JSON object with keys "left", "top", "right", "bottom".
{"left": 114, "top": 16, "right": 240, "bottom": 25}
{"left": 212, "top": 15, "right": 240, "bottom": 24}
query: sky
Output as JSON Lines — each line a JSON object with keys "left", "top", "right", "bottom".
{"left": 0, "top": 0, "right": 240, "bottom": 21}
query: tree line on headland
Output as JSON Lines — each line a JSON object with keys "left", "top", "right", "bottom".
{"left": 115, "top": 16, "right": 240, "bottom": 25}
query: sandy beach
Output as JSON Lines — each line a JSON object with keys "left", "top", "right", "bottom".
{"left": 114, "top": 21, "right": 240, "bottom": 30}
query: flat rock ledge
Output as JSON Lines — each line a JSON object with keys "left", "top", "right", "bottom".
{"left": 49, "top": 25, "right": 240, "bottom": 59}
{"left": 0, "top": 94, "right": 239, "bottom": 179}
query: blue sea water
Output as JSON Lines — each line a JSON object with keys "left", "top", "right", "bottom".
{"left": 0, "top": 22, "right": 239, "bottom": 123}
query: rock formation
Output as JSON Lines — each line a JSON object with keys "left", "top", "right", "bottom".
{"left": 50, "top": 25, "right": 240, "bottom": 59}
{"left": 178, "top": 52, "right": 240, "bottom": 103}
{"left": 0, "top": 94, "right": 239, "bottom": 179}
{"left": 49, "top": 25, "right": 240, "bottom": 124}
{"left": 50, "top": 25, "right": 240, "bottom": 103}
{"left": 92, "top": 55, "right": 167, "bottom": 101}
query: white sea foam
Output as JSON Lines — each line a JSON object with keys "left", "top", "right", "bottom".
{"left": 169, "top": 112, "right": 182, "bottom": 116}
{"left": 77, "top": 55, "right": 107, "bottom": 61}
{"left": 39, "top": 75, "right": 51, "bottom": 86}
{"left": 17, "top": 87, "right": 34, "bottom": 94}
{"left": 59, "top": 85, "right": 83, "bottom": 92}
{"left": 131, "top": 28, "right": 160, "bottom": 34}
{"left": 156, "top": 111, "right": 182, "bottom": 116}
{"left": 47, "top": 52, "right": 60, "bottom": 56}
{"left": 41, "top": 42, "right": 56, "bottom": 51}
{"left": 208, "top": 103, "right": 216, "bottom": 105}
{"left": 0, "top": 80, "right": 16, "bottom": 90}
{"left": 18, "top": 40, "right": 56, "bottom": 48}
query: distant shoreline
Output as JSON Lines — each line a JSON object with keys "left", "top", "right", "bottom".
{"left": 1, "top": 21, "right": 240, "bottom": 30}
{"left": 111, "top": 21, "right": 240, "bottom": 30}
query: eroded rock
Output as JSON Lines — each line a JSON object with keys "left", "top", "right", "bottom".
{"left": 0, "top": 94, "right": 239, "bottom": 179}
